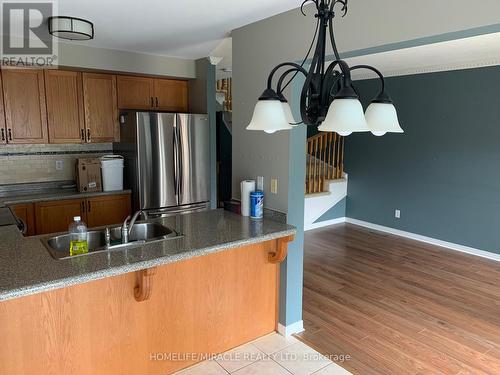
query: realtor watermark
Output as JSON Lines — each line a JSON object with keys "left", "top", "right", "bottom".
{"left": 1, "top": 0, "right": 58, "bottom": 67}
{"left": 149, "top": 351, "right": 352, "bottom": 363}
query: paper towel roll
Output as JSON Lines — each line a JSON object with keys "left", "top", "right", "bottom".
{"left": 240, "top": 180, "right": 256, "bottom": 217}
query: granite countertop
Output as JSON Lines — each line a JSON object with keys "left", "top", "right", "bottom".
{"left": 0, "top": 209, "right": 295, "bottom": 302}
{"left": 0, "top": 189, "right": 132, "bottom": 207}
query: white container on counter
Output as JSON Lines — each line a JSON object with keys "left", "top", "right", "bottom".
{"left": 101, "top": 155, "right": 124, "bottom": 191}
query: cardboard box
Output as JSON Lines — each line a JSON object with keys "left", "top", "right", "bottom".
{"left": 76, "top": 158, "right": 102, "bottom": 193}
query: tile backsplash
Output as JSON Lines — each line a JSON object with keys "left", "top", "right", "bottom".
{"left": 0, "top": 143, "right": 113, "bottom": 185}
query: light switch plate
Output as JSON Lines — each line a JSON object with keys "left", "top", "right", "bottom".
{"left": 55, "top": 160, "right": 64, "bottom": 171}
{"left": 395, "top": 209, "right": 401, "bottom": 219}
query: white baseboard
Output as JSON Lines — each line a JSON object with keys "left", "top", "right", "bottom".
{"left": 305, "top": 217, "right": 346, "bottom": 231}
{"left": 346, "top": 218, "right": 500, "bottom": 262}
{"left": 277, "top": 320, "right": 304, "bottom": 337}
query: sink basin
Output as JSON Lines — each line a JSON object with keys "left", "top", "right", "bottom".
{"left": 110, "top": 222, "right": 173, "bottom": 242}
{"left": 42, "top": 222, "right": 181, "bottom": 260}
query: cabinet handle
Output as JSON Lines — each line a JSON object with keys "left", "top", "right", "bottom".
{"left": 81, "top": 201, "right": 85, "bottom": 214}
{"left": 80, "top": 129, "right": 85, "bottom": 141}
{"left": 8, "top": 129, "right": 12, "bottom": 141}
{"left": 87, "top": 201, "right": 91, "bottom": 212}
{"left": 1, "top": 129, "right": 4, "bottom": 141}
{"left": 150, "top": 97, "right": 154, "bottom": 108}
{"left": 87, "top": 129, "right": 91, "bottom": 143}
{"left": 155, "top": 97, "right": 159, "bottom": 108}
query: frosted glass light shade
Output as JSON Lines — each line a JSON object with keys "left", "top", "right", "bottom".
{"left": 281, "top": 102, "right": 297, "bottom": 126}
{"left": 246, "top": 100, "right": 293, "bottom": 133}
{"left": 318, "top": 98, "right": 369, "bottom": 135}
{"left": 365, "top": 102, "right": 404, "bottom": 136}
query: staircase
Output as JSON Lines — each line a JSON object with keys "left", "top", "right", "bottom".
{"left": 304, "top": 132, "right": 347, "bottom": 230}
{"left": 306, "top": 133, "right": 344, "bottom": 194}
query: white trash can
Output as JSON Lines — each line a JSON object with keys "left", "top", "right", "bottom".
{"left": 101, "top": 155, "right": 124, "bottom": 191}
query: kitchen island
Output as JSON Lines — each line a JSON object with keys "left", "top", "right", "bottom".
{"left": 0, "top": 209, "right": 295, "bottom": 374}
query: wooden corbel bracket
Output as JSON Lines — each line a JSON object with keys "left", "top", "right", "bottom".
{"left": 268, "top": 235, "right": 295, "bottom": 263}
{"left": 134, "top": 267, "right": 157, "bottom": 302}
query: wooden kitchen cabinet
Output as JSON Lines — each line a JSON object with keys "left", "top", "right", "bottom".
{"left": 44, "top": 70, "right": 85, "bottom": 143}
{"left": 35, "top": 198, "right": 85, "bottom": 235}
{"left": 83, "top": 73, "right": 119, "bottom": 142}
{"left": 117, "top": 75, "right": 188, "bottom": 112}
{"left": 154, "top": 78, "right": 188, "bottom": 112}
{"left": 116, "top": 75, "right": 154, "bottom": 110}
{"left": 10, "top": 203, "right": 35, "bottom": 236}
{"left": 2, "top": 68, "right": 48, "bottom": 144}
{"left": 85, "top": 194, "right": 131, "bottom": 228}
{"left": 0, "top": 71, "right": 6, "bottom": 144}
{"left": 33, "top": 193, "right": 131, "bottom": 235}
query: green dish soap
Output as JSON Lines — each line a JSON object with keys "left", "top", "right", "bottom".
{"left": 69, "top": 216, "right": 89, "bottom": 256}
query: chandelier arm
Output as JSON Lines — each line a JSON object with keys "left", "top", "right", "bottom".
{"left": 331, "top": 0, "right": 348, "bottom": 17}
{"left": 328, "top": 7, "right": 341, "bottom": 61}
{"left": 320, "top": 60, "right": 341, "bottom": 107}
{"left": 299, "top": 0, "right": 333, "bottom": 125}
{"left": 266, "top": 63, "right": 309, "bottom": 90}
{"left": 324, "top": 70, "right": 343, "bottom": 101}
{"left": 300, "top": 0, "right": 320, "bottom": 16}
{"left": 281, "top": 17, "right": 320, "bottom": 93}
{"left": 349, "top": 64, "right": 386, "bottom": 93}
{"left": 276, "top": 68, "right": 308, "bottom": 95}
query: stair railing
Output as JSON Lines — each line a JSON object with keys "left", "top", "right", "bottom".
{"left": 306, "top": 132, "right": 344, "bottom": 194}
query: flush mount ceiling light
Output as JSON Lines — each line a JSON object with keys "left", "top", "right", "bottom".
{"left": 48, "top": 16, "right": 94, "bottom": 41}
{"left": 246, "top": 0, "right": 403, "bottom": 136}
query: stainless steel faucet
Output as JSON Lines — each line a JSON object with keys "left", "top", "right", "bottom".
{"left": 122, "top": 210, "right": 148, "bottom": 243}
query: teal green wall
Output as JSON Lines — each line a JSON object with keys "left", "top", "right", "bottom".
{"left": 346, "top": 65, "right": 500, "bottom": 254}
{"left": 314, "top": 197, "right": 346, "bottom": 223}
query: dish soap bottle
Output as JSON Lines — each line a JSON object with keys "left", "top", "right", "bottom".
{"left": 69, "top": 216, "right": 88, "bottom": 256}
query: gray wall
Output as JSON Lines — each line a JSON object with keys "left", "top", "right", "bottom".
{"left": 58, "top": 42, "right": 195, "bottom": 78}
{"left": 346, "top": 65, "right": 500, "bottom": 254}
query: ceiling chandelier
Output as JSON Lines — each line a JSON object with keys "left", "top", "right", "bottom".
{"left": 247, "top": 0, "right": 403, "bottom": 136}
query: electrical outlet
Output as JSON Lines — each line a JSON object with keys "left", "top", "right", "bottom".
{"left": 271, "top": 178, "right": 278, "bottom": 194}
{"left": 395, "top": 209, "right": 401, "bottom": 219}
{"left": 55, "top": 160, "right": 64, "bottom": 171}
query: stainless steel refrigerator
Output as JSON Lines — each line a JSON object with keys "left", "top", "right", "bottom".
{"left": 114, "top": 112, "right": 211, "bottom": 214}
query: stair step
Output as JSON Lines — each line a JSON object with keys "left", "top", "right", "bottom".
{"left": 305, "top": 191, "right": 332, "bottom": 198}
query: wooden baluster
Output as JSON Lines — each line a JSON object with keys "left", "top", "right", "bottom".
{"left": 332, "top": 133, "right": 337, "bottom": 179}
{"left": 322, "top": 133, "right": 328, "bottom": 186}
{"left": 314, "top": 138, "right": 318, "bottom": 192}
{"left": 319, "top": 136, "right": 322, "bottom": 191}
{"left": 327, "top": 133, "right": 331, "bottom": 179}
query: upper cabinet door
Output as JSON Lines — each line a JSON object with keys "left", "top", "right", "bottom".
{"left": 44, "top": 70, "right": 85, "bottom": 144}
{"left": 116, "top": 75, "right": 154, "bottom": 110}
{"left": 0, "top": 71, "right": 6, "bottom": 144}
{"left": 2, "top": 69, "right": 48, "bottom": 144}
{"left": 154, "top": 79, "right": 188, "bottom": 112}
{"left": 83, "top": 73, "right": 119, "bottom": 142}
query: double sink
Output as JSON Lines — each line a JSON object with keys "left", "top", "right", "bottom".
{"left": 42, "top": 222, "right": 181, "bottom": 260}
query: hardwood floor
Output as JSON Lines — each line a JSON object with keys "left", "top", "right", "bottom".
{"left": 296, "top": 223, "right": 500, "bottom": 375}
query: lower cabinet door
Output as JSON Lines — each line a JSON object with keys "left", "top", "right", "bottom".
{"left": 35, "top": 199, "right": 85, "bottom": 235}
{"left": 10, "top": 203, "right": 35, "bottom": 236}
{"left": 86, "top": 194, "right": 131, "bottom": 228}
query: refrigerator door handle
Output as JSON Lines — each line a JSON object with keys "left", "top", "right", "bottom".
{"left": 173, "top": 123, "right": 180, "bottom": 199}
{"left": 178, "top": 121, "right": 183, "bottom": 196}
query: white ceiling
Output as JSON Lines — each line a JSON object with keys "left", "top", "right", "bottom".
{"left": 54, "top": 0, "right": 299, "bottom": 59}
{"left": 345, "top": 32, "right": 500, "bottom": 80}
